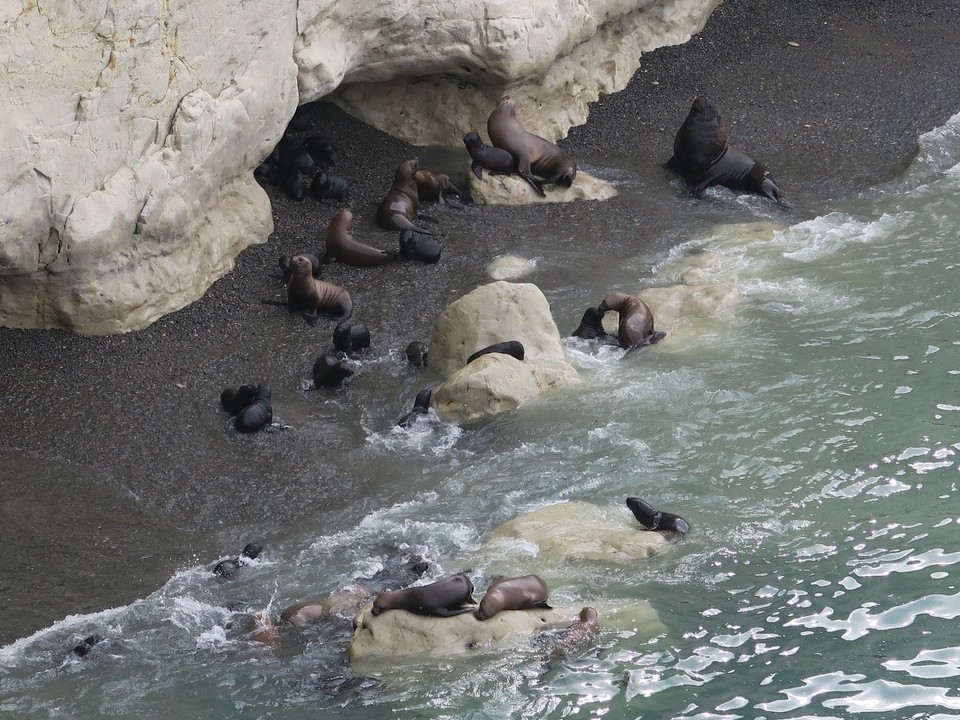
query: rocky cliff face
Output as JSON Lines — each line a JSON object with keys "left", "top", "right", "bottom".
{"left": 0, "top": 0, "right": 719, "bottom": 334}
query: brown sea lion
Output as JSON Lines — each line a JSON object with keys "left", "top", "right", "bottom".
{"left": 325, "top": 208, "right": 395, "bottom": 266}
{"left": 414, "top": 169, "right": 463, "bottom": 205}
{"left": 474, "top": 574, "right": 552, "bottom": 621}
{"left": 371, "top": 574, "right": 475, "bottom": 618}
{"left": 287, "top": 255, "right": 353, "bottom": 325}
{"left": 375, "top": 158, "right": 437, "bottom": 235}
{"left": 667, "top": 96, "right": 782, "bottom": 201}
{"left": 598, "top": 292, "right": 665, "bottom": 349}
{"left": 246, "top": 609, "right": 281, "bottom": 646}
{"left": 487, "top": 95, "right": 577, "bottom": 193}
{"left": 537, "top": 607, "right": 600, "bottom": 659}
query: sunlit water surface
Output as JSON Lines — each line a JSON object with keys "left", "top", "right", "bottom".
{"left": 4, "top": 114, "right": 960, "bottom": 719}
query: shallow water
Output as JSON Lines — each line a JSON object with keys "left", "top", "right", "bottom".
{"left": 4, "top": 113, "right": 960, "bottom": 719}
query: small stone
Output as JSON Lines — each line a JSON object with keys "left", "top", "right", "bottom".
{"left": 787, "top": 41, "right": 800, "bottom": 47}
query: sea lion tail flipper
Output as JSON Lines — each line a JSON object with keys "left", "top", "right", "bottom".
{"left": 391, "top": 214, "right": 437, "bottom": 236}
{"left": 761, "top": 175, "right": 783, "bottom": 202}
{"left": 649, "top": 331, "right": 667, "bottom": 344}
{"left": 471, "top": 161, "right": 484, "bottom": 180}
{"left": 534, "top": 602, "right": 553, "bottom": 610}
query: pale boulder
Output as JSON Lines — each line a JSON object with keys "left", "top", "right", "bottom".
{"left": 639, "top": 283, "right": 743, "bottom": 333}
{"left": 487, "top": 255, "right": 538, "bottom": 281}
{"left": 468, "top": 169, "right": 618, "bottom": 205}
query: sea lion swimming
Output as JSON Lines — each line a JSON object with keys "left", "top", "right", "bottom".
{"left": 571, "top": 307, "right": 612, "bottom": 341}
{"left": 312, "top": 353, "right": 354, "bottom": 387}
{"left": 234, "top": 384, "right": 272, "bottom": 433}
{"left": 474, "top": 574, "right": 552, "bottom": 621}
{"left": 213, "top": 542, "right": 264, "bottom": 579}
{"left": 404, "top": 341, "right": 428, "bottom": 367}
{"left": 286, "top": 255, "right": 353, "bottom": 325}
{"left": 396, "top": 387, "right": 433, "bottom": 428}
{"left": 375, "top": 158, "right": 438, "bottom": 235}
{"left": 598, "top": 292, "right": 665, "bottom": 349}
{"left": 371, "top": 574, "right": 476, "bottom": 618}
{"left": 466, "top": 340, "right": 525, "bottom": 365}
{"left": 626, "top": 497, "right": 690, "bottom": 539}
{"left": 487, "top": 95, "right": 577, "bottom": 193}
{"left": 536, "top": 607, "right": 600, "bottom": 659}
{"left": 324, "top": 208, "right": 396, "bottom": 266}
{"left": 668, "top": 96, "right": 782, "bottom": 201}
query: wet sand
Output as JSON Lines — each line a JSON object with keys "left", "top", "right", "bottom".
{"left": 2, "top": 0, "right": 959, "bottom": 644}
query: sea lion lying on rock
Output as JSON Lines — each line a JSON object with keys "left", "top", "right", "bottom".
{"left": 626, "top": 497, "right": 690, "bottom": 540}
{"left": 475, "top": 575, "right": 552, "bottom": 621}
{"left": 371, "top": 574, "right": 476, "bottom": 618}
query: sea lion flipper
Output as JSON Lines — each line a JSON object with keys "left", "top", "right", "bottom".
{"left": 471, "top": 161, "right": 484, "bottom": 180}
{"left": 391, "top": 214, "right": 437, "bottom": 236}
{"left": 518, "top": 172, "right": 546, "bottom": 197}
{"left": 535, "top": 602, "right": 553, "bottom": 610}
{"left": 301, "top": 310, "right": 319, "bottom": 326}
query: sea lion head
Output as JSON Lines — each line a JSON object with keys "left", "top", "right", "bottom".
{"left": 579, "top": 607, "right": 599, "bottom": 628}
{"left": 371, "top": 589, "right": 399, "bottom": 616}
{"left": 290, "top": 255, "right": 314, "bottom": 278}
{"left": 463, "top": 132, "right": 482, "bottom": 150}
{"left": 496, "top": 95, "right": 516, "bottom": 116}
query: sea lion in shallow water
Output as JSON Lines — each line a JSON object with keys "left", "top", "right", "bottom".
{"left": 598, "top": 292, "right": 665, "bottom": 349}
{"left": 474, "top": 574, "right": 551, "bottom": 621}
{"left": 312, "top": 353, "right": 354, "bottom": 387}
{"left": 396, "top": 387, "right": 433, "bottom": 427}
{"left": 213, "top": 542, "right": 263, "bottom": 579}
{"left": 376, "top": 158, "right": 437, "bottom": 235}
{"left": 371, "top": 574, "right": 476, "bottom": 617}
{"left": 234, "top": 385, "right": 272, "bottom": 433}
{"left": 668, "top": 96, "right": 782, "bottom": 201}
{"left": 466, "top": 340, "right": 525, "bottom": 365}
{"left": 571, "top": 307, "right": 612, "bottom": 341}
{"left": 332, "top": 319, "right": 371, "bottom": 354}
{"left": 404, "top": 341, "right": 428, "bottom": 367}
{"left": 626, "top": 497, "right": 690, "bottom": 539}
{"left": 487, "top": 95, "right": 577, "bottom": 192}
{"left": 220, "top": 384, "right": 258, "bottom": 416}
{"left": 287, "top": 255, "right": 353, "bottom": 324}
{"left": 325, "top": 208, "right": 395, "bottom": 266}
{"left": 536, "top": 607, "right": 600, "bottom": 659}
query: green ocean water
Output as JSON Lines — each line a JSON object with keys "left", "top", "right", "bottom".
{"left": 2, "top": 114, "right": 960, "bottom": 719}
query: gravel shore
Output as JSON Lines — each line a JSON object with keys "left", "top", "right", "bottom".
{"left": 2, "top": 0, "right": 959, "bottom": 643}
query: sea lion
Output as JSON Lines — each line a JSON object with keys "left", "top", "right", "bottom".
{"left": 598, "top": 292, "right": 665, "bottom": 349}
{"left": 396, "top": 387, "right": 433, "bottom": 428}
{"left": 246, "top": 609, "right": 281, "bottom": 646}
{"left": 234, "top": 384, "right": 272, "bottom": 433}
{"left": 571, "top": 307, "right": 611, "bottom": 341}
{"left": 475, "top": 574, "right": 552, "bottom": 621}
{"left": 536, "top": 607, "right": 600, "bottom": 659}
{"left": 371, "top": 574, "right": 476, "bottom": 617}
{"left": 213, "top": 542, "right": 263, "bottom": 579}
{"left": 277, "top": 253, "right": 321, "bottom": 282}
{"left": 463, "top": 131, "right": 517, "bottom": 180}
{"left": 375, "top": 158, "right": 438, "bottom": 235}
{"left": 311, "top": 172, "right": 350, "bottom": 203}
{"left": 332, "top": 319, "right": 371, "bottom": 354}
{"left": 220, "top": 384, "right": 258, "bottom": 416}
{"left": 286, "top": 255, "right": 353, "bottom": 324}
{"left": 404, "top": 341, "right": 428, "bottom": 367}
{"left": 414, "top": 169, "right": 463, "bottom": 205}
{"left": 70, "top": 634, "right": 105, "bottom": 658}
{"left": 398, "top": 229, "right": 441, "bottom": 264}
{"left": 324, "top": 208, "right": 396, "bottom": 266}
{"left": 466, "top": 340, "right": 525, "bottom": 365}
{"left": 487, "top": 95, "right": 577, "bottom": 192}
{"left": 304, "top": 134, "right": 344, "bottom": 166}
{"left": 278, "top": 163, "right": 306, "bottom": 200}
{"left": 312, "top": 353, "right": 354, "bottom": 387}
{"left": 668, "top": 96, "right": 782, "bottom": 201}
{"left": 626, "top": 497, "right": 690, "bottom": 539}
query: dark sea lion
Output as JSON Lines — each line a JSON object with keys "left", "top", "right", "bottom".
{"left": 626, "top": 497, "right": 690, "bottom": 539}
{"left": 375, "top": 158, "right": 438, "bottom": 235}
{"left": 333, "top": 319, "right": 371, "bottom": 354}
{"left": 70, "top": 634, "right": 105, "bottom": 658}
{"left": 277, "top": 253, "right": 321, "bottom": 281}
{"left": 325, "top": 208, "right": 396, "bottom": 266}
{"left": 234, "top": 384, "right": 272, "bottom": 433}
{"left": 278, "top": 162, "right": 306, "bottom": 200}
{"left": 304, "top": 134, "right": 344, "bottom": 166}
{"left": 404, "top": 341, "right": 428, "bottom": 367}
{"left": 598, "top": 292, "right": 665, "bottom": 349}
{"left": 213, "top": 542, "right": 263, "bottom": 579}
{"left": 396, "top": 387, "right": 433, "bottom": 427}
{"left": 312, "top": 353, "right": 354, "bottom": 387}
{"left": 536, "top": 607, "right": 600, "bottom": 659}
{"left": 466, "top": 340, "right": 525, "bottom": 365}
{"left": 311, "top": 172, "right": 350, "bottom": 203}
{"left": 668, "top": 96, "right": 782, "bottom": 201}
{"left": 220, "top": 384, "right": 258, "bottom": 416}
{"left": 463, "top": 131, "right": 517, "bottom": 180}
{"left": 287, "top": 255, "right": 353, "bottom": 324}
{"left": 572, "top": 307, "right": 611, "bottom": 341}
{"left": 475, "top": 574, "right": 552, "bottom": 621}
{"left": 487, "top": 95, "right": 577, "bottom": 192}
{"left": 371, "top": 574, "right": 476, "bottom": 617}
{"left": 398, "top": 229, "right": 441, "bottom": 264}
{"left": 414, "top": 169, "right": 463, "bottom": 205}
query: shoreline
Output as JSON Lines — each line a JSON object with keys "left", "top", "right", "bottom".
{"left": 2, "top": 0, "right": 960, "bottom": 645}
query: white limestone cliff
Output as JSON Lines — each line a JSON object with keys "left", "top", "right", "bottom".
{"left": 1, "top": 0, "right": 720, "bottom": 334}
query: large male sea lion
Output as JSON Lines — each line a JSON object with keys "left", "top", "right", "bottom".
{"left": 474, "top": 574, "right": 552, "bottom": 621}
{"left": 668, "top": 96, "right": 782, "bottom": 201}
{"left": 375, "top": 159, "right": 437, "bottom": 235}
{"left": 487, "top": 95, "right": 577, "bottom": 193}
{"left": 371, "top": 574, "right": 476, "bottom": 617}
{"left": 287, "top": 255, "right": 353, "bottom": 324}
{"left": 598, "top": 292, "right": 665, "bottom": 349}
{"left": 325, "top": 208, "right": 396, "bottom": 266}
{"left": 626, "top": 497, "right": 690, "bottom": 539}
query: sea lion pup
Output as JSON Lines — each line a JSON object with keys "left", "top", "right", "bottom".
{"left": 375, "top": 158, "right": 438, "bottom": 235}
{"left": 371, "top": 573, "right": 476, "bottom": 617}
{"left": 277, "top": 253, "right": 321, "bottom": 282}
{"left": 487, "top": 95, "right": 577, "bottom": 192}
{"left": 311, "top": 172, "right": 350, "bottom": 203}
{"left": 668, "top": 96, "right": 782, "bottom": 201}
{"left": 70, "top": 634, "right": 106, "bottom": 658}
{"left": 536, "top": 607, "right": 600, "bottom": 659}
{"left": 220, "top": 384, "right": 258, "bottom": 416}
{"left": 312, "top": 353, "right": 354, "bottom": 387}
{"left": 246, "top": 609, "right": 281, "bottom": 646}
{"left": 286, "top": 255, "right": 353, "bottom": 325}
{"left": 332, "top": 319, "right": 371, "bottom": 354}
{"left": 324, "top": 208, "right": 396, "bottom": 266}
{"left": 466, "top": 340, "right": 525, "bottom": 365}
{"left": 463, "top": 131, "right": 518, "bottom": 180}
{"left": 598, "top": 292, "right": 665, "bottom": 349}
{"left": 396, "top": 387, "right": 433, "bottom": 428}
{"left": 414, "top": 168, "right": 463, "bottom": 205}
{"left": 304, "top": 134, "right": 344, "bottom": 167}
{"left": 475, "top": 574, "right": 552, "bottom": 621}
{"left": 234, "top": 384, "right": 272, "bottom": 433}
{"left": 571, "top": 307, "right": 611, "bottom": 341}
{"left": 626, "top": 497, "right": 690, "bottom": 540}
{"left": 404, "top": 340, "right": 428, "bottom": 367}
{"left": 398, "top": 229, "right": 441, "bottom": 264}
{"left": 213, "top": 542, "right": 264, "bottom": 579}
